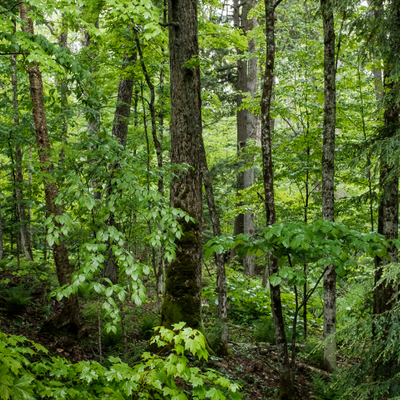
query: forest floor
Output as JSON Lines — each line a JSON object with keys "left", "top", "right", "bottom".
{"left": 0, "top": 273, "right": 319, "bottom": 400}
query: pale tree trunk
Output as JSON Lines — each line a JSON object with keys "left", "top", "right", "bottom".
{"left": 243, "top": 2, "right": 259, "bottom": 277}
{"left": 161, "top": 0, "right": 203, "bottom": 330}
{"left": 19, "top": 3, "right": 85, "bottom": 336}
{"left": 11, "top": 45, "right": 33, "bottom": 262}
{"left": 260, "top": 0, "right": 297, "bottom": 397}
{"left": 103, "top": 50, "right": 137, "bottom": 284}
{"left": 321, "top": 0, "right": 337, "bottom": 373}
{"left": 199, "top": 133, "right": 229, "bottom": 355}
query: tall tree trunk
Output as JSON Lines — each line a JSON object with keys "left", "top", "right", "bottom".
{"left": 11, "top": 47, "right": 33, "bottom": 262}
{"left": 161, "top": 0, "right": 203, "bottom": 330}
{"left": 19, "top": 3, "right": 85, "bottom": 336}
{"left": 243, "top": 2, "right": 259, "bottom": 276}
{"left": 231, "top": 0, "right": 246, "bottom": 262}
{"left": 321, "top": 0, "right": 337, "bottom": 373}
{"left": 260, "top": 0, "right": 297, "bottom": 398}
{"left": 373, "top": 76, "right": 399, "bottom": 316}
{"left": 103, "top": 50, "right": 137, "bottom": 284}
{"left": 199, "top": 133, "right": 229, "bottom": 355}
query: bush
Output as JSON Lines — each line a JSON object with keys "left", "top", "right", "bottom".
{"left": 0, "top": 285, "right": 32, "bottom": 315}
{"left": 298, "top": 341, "right": 324, "bottom": 368}
{"left": 139, "top": 314, "right": 158, "bottom": 340}
{"left": 102, "top": 323, "right": 124, "bottom": 347}
{"left": 254, "top": 317, "right": 275, "bottom": 344}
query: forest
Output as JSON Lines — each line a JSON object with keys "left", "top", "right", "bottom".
{"left": 0, "top": 0, "right": 399, "bottom": 398}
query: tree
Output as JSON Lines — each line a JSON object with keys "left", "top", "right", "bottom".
{"left": 18, "top": 3, "right": 85, "bottom": 335}
{"left": 260, "top": 0, "right": 297, "bottom": 397}
{"left": 321, "top": 0, "right": 337, "bottom": 373}
{"left": 160, "top": 0, "right": 204, "bottom": 330}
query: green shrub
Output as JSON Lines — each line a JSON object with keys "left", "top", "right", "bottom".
{"left": 254, "top": 317, "right": 275, "bottom": 344}
{"left": 0, "top": 285, "right": 32, "bottom": 315}
{"left": 139, "top": 314, "right": 158, "bottom": 340}
{"left": 299, "top": 341, "right": 324, "bottom": 368}
{"left": 102, "top": 323, "right": 124, "bottom": 347}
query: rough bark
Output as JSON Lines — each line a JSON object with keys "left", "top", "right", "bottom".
{"left": 11, "top": 49, "right": 33, "bottom": 262}
{"left": 260, "top": 0, "right": 297, "bottom": 398}
{"left": 161, "top": 0, "right": 203, "bottom": 330}
{"left": 199, "top": 132, "right": 229, "bottom": 355}
{"left": 103, "top": 50, "right": 137, "bottom": 284}
{"left": 321, "top": 0, "right": 337, "bottom": 373}
{"left": 19, "top": 3, "right": 85, "bottom": 336}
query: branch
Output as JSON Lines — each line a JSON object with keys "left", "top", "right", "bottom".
{"left": 274, "top": 0, "right": 285, "bottom": 9}
{"left": 0, "top": 2, "right": 23, "bottom": 15}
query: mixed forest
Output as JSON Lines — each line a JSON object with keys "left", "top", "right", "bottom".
{"left": 0, "top": 0, "right": 399, "bottom": 398}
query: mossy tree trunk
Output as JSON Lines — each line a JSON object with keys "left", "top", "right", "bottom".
{"left": 161, "top": 0, "right": 203, "bottom": 330}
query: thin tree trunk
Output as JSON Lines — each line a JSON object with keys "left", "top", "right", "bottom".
{"left": 19, "top": 3, "right": 85, "bottom": 336}
{"left": 11, "top": 47, "right": 33, "bottom": 262}
{"left": 231, "top": 0, "right": 246, "bottom": 262}
{"left": 260, "top": 0, "right": 297, "bottom": 397}
{"left": 161, "top": 0, "right": 203, "bottom": 330}
{"left": 199, "top": 132, "right": 229, "bottom": 355}
{"left": 103, "top": 50, "right": 137, "bottom": 284}
{"left": 243, "top": 1, "right": 259, "bottom": 277}
{"left": 321, "top": 0, "right": 337, "bottom": 373}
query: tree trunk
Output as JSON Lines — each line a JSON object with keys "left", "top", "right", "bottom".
{"left": 260, "top": 0, "right": 297, "bottom": 398}
{"left": 199, "top": 131, "right": 229, "bottom": 355}
{"left": 374, "top": 82, "right": 399, "bottom": 316}
{"left": 161, "top": 0, "right": 203, "bottom": 330}
{"left": 243, "top": 2, "right": 259, "bottom": 276}
{"left": 19, "top": 3, "right": 85, "bottom": 336}
{"left": 11, "top": 48, "right": 33, "bottom": 262}
{"left": 321, "top": 0, "right": 337, "bottom": 373}
{"left": 231, "top": 0, "right": 246, "bottom": 262}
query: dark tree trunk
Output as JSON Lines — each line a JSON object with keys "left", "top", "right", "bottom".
{"left": 321, "top": 0, "right": 337, "bottom": 373}
{"left": 199, "top": 134, "right": 229, "bottom": 355}
{"left": 373, "top": 0, "right": 400, "bottom": 319}
{"left": 161, "top": 0, "right": 203, "bottom": 330}
{"left": 374, "top": 84, "right": 399, "bottom": 316}
{"left": 19, "top": 3, "right": 85, "bottom": 336}
{"left": 103, "top": 50, "right": 137, "bottom": 284}
{"left": 231, "top": 0, "right": 246, "bottom": 262}
{"left": 11, "top": 47, "right": 33, "bottom": 262}
{"left": 260, "top": 0, "right": 297, "bottom": 398}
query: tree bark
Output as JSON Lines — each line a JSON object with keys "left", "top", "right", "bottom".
{"left": 260, "top": 0, "right": 297, "bottom": 398}
{"left": 243, "top": 2, "right": 259, "bottom": 276}
{"left": 19, "top": 3, "right": 85, "bottom": 336}
{"left": 321, "top": 0, "right": 337, "bottom": 373}
{"left": 11, "top": 47, "right": 33, "bottom": 262}
{"left": 161, "top": 0, "right": 203, "bottom": 331}
{"left": 199, "top": 131, "right": 229, "bottom": 355}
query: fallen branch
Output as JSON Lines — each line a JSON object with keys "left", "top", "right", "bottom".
{"left": 227, "top": 323, "right": 255, "bottom": 332}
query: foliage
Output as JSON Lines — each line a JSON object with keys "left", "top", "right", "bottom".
{"left": 0, "top": 285, "right": 32, "bottom": 315}
{"left": 0, "top": 323, "right": 242, "bottom": 400}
